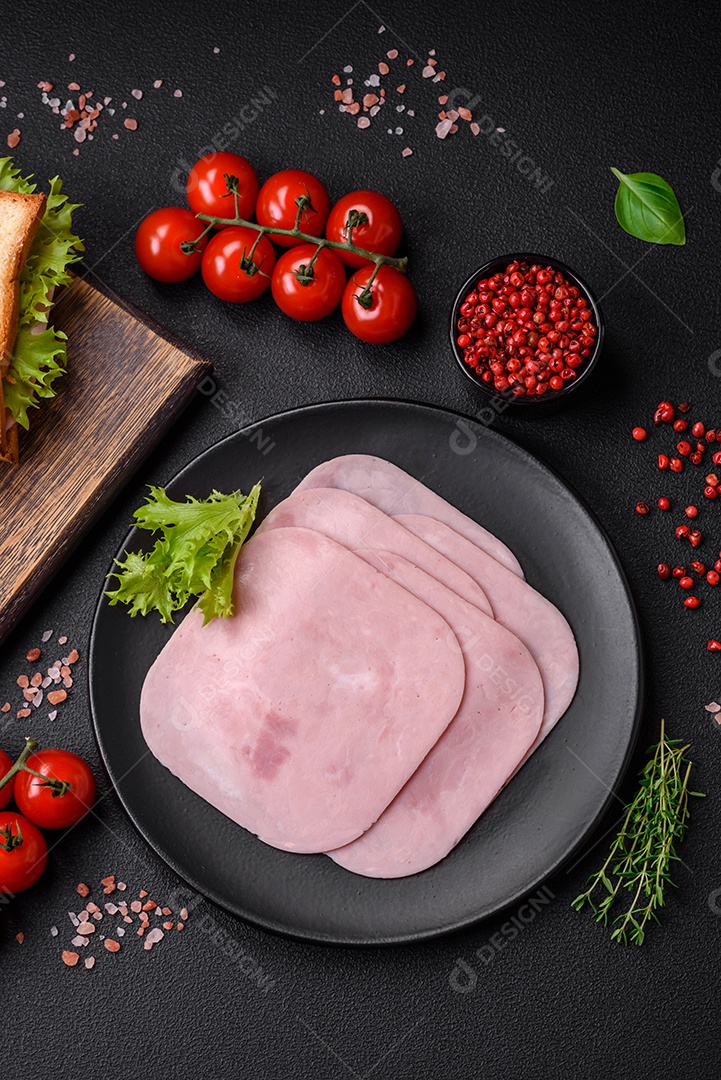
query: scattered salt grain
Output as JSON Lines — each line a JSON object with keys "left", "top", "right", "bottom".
{"left": 68, "top": 54, "right": 75, "bottom": 61}
{"left": 357, "top": 117, "right": 371, "bottom": 129}
{"left": 213, "top": 47, "right": 220, "bottom": 54}
{"left": 153, "top": 79, "right": 163, "bottom": 88}
{"left": 50, "top": 926, "right": 58, "bottom": 937}
{"left": 42, "top": 630, "right": 53, "bottom": 643}
{"left": 422, "top": 66, "right": 435, "bottom": 78}
{"left": 143, "top": 927, "right": 164, "bottom": 950}
{"left": 104, "top": 939, "right": 120, "bottom": 953}
{"left": 131, "top": 89, "right": 143, "bottom": 100}
{"left": 84, "top": 957, "right": 95, "bottom": 970}
{"left": 378, "top": 24, "right": 385, "bottom": 32}
{"left": 470, "top": 122, "right": 480, "bottom": 135}
{"left": 7, "top": 130, "right": 21, "bottom": 149}
{"left": 343, "top": 65, "right": 352, "bottom": 73}
{"left": 401, "top": 146, "right": 413, "bottom": 157}
{"left": 435, "top": 118, "right": 453, "bottom": 139}
{"left": 15, "top": 932, "right": 24, "bottom": 944}
{"left": 173, "top": 89, "right": 183, "bottom": 98}
{"left": 62, "top": 950, "right": 79, "bottom": 966}
{"left": 48, "top": 710, "right": 58, "bottom": 721}
{"left": 72, "top": 935, "right": 88, "bottom": 947}
{"left": 704, "top": 702, "right": 720, "bottom": 713}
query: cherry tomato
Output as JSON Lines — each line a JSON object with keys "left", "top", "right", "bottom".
{"left": 325, "top": 190, "right": 403, "bottom": 268}
{"left": 0, "top": 749, "right": 14, "bottom": 811}
{"left": 0, "top": 812, "right": 47, "bottom": 893}
{"left": 14, "top": 749, "right": 95, "bottom": 830}
{"left": 256, "top": 169, "right": 331, "bottom": 248}
{"left": 342, "top": 265, "right": 417, "bottom": 344}
{"left": 186, "top": 152, "right": 259, "bottom": 222}
{"left": 134, "top": 207, "right": 207, "bottom": 283}
{"left": 271, "top": 245, "right": 346, "bottom": 322}
{"left": 201, "top": 226, "right": 276, "bottom": 303}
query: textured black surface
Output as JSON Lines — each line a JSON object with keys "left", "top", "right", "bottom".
{"left": 1, "top": 2, "right": 721, "bottom": 1077}
{"left": 89, "top": 401, "right": 641, "bottom": 944}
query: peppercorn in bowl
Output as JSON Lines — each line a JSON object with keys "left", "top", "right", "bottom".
{"left": 450, "top": 253, "right": 604, "bottom": 415}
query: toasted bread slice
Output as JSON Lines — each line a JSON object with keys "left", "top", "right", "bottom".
{"left": 0, "top": 188, "right": 46, "bottom": 463}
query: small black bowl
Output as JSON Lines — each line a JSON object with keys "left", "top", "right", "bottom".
{"left": 450, "top": 253, "right": 604, "bottom": 418}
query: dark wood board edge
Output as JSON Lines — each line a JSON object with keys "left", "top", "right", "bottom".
{"left": 0, "top": 280, "right": 213, "bottom": 646}
{"left": 53, "top": 266, "right": 212, "bottom": 369}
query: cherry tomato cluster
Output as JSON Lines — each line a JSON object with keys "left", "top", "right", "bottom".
{"left": 134, "top": 153, "right": 417, "bottom": 344}
{"left": 0, "top": 740, "right": 95, "bottom": 895}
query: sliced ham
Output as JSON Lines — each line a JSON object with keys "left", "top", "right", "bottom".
{"left": 395, "top": 514, "right": 579, "bottom": 749}
{"left": 140, "top": 527, "right": 466, "bottom": 853}
{"left": 328, "top": 551, "right": 544, "bottom": 878}
{"left": 296, "top": 454, "right": 524, "bottom": 578}
{"left": 257, "top": 488, "right": 494, "bottom": 618}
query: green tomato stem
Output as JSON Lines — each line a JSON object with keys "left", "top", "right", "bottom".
{"left": 194, "top": 212, "right": 409, "bottom": 275}
{"left": 0, "top": 736, "right": 72, "bottom": 797}
{"left": 0, "top": 737, "right": 39, "bottom": 791}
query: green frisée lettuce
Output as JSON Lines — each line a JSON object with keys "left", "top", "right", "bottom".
{"left": 106, "top": 484, "right": 261, "bottom": 625}
{"left": 0, "top": 157, "right": 84, "bottom": 428}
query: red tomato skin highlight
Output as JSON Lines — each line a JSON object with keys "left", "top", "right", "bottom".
{"left": 0, "top": 749, "right": 14, "bottom": 811}
{"left": 14, "top": 750, "right": 96, "bottom": 830}
{"left": 342, "top": 265, "right": 417, "bottom": 344}
{"left": 256, "top": 169, "right": 331, "bottom": 248}
{"left": 325, "top": 190, "right": 403, "bottom": 268}
{"left": 271, "top": 245, "right": 346, "bottom": 321}
{"left": 201, "top": 226, "right": 276, "bottom": 303}
{"left": 134, "top": 208, "right": 207, "bottom": 283}
{"left": 186, "top": 152, "right": 259, "bottom": 222}
{"left": 0, "top": 812, "right": 48, "bottom": 894}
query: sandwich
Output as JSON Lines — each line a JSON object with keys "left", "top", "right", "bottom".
{"left": 0, "top": 157, "right": 83, "bottom": 465}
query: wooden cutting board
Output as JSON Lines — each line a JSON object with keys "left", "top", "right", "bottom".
{"left": 0, "top": 275, "right": 212, "bottom": 645}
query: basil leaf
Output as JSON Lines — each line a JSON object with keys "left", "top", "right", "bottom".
{"left": 610, "top": 167, "right": 686, "bottom": 246}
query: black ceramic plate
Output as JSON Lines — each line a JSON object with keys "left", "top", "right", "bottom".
{"left": 89, "top": 400, "right": 642, "bottom": 946}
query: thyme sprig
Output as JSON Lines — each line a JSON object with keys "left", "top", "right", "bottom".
{"left": 572, "top": 719, "right": 703, "bottom": 945}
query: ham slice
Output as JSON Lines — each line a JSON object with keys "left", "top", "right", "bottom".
{"left": 257, "top": 488, "right": 494, "bottom": 618}
{"left": 296, "top": 454, "right": 524, "bottom": 578}
{"left": 328, "top": 551, "right": 544, "bottom": 878}
{"left": 395, "top": 514, "right": 579, "bottom": 750}
{"left": 140, "top": 527, "right": 466, "bottom": 853}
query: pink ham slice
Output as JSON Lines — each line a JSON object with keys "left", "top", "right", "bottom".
{"left": 296, "top": 454, "right": 524, "bottom": 578}
{"left": 140, "top": 527, "right": 466, "bottom": 853}
{"left": 394, "top": 514, "right": 579, "bottom": 750}
{"left": 257, "top": 488, "right": 494, "bottom": 618}
{"left": 328, "top": 551, "right": 544, "bottom": 878}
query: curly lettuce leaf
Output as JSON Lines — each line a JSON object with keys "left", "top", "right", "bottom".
{"left": 106, "top": 484, "right": 261, "bottom": 624}
{"left": 2, "top": 326, "right": 67, "bottom": 429}
{"left": 0, "top": 157, "right": 83, "bottom": 426}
